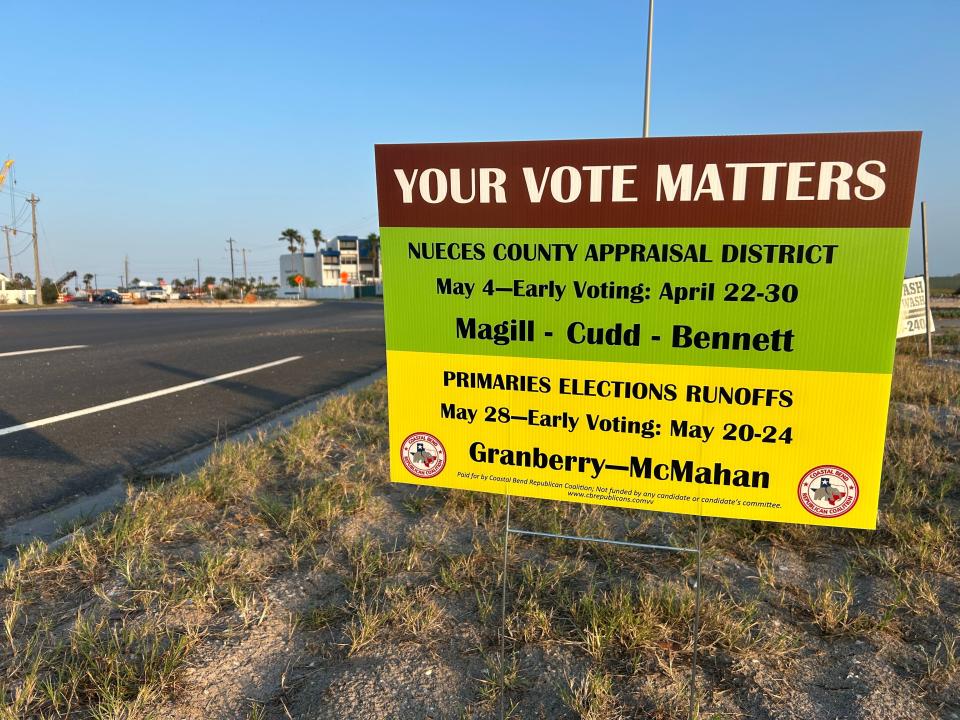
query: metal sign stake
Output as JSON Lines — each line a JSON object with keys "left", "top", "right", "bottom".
{"left": 689, "top": 513, "right": 703, "bottom": 718}
{"left": 500, "top": 493, "right": 511, "bottom": 720}
{"left": 921, "top": 201, "right": 933, "bottom": 358}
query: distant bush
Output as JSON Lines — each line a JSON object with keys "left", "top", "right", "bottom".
{"left": 41, "top": 280, "right": 59, "bottom": 304}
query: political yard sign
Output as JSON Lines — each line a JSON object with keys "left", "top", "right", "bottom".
{"left": 897, "top": 275, "right": 934, "bottom": 339}
{"left": 375, "top": 132, "right": 921, "bottom": 529}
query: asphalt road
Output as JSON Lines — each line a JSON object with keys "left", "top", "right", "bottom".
{"left": 0, "top": 302, "right": 385, "bottom": 524}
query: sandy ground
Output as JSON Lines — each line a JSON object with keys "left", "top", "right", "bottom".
{"left": 1, "top": 350, "right": 958, "bottom": 719}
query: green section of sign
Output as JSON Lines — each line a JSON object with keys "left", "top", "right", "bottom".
{"left": 382, "top": 226, "right": 908, "bottom": 374}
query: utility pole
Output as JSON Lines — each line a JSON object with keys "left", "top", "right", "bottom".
{"left": 921, "top": 201, "right": 933, "bottom": 358}
{"left": 643, "top": 0, "right": 654, "bottom": 138}
{"left": 241, "top": 248, "right": 249, "bottom": 294}
{"left": 3, "top": 225, "right": 11, "bottom": 278}
{"left": 196, "top": 258, "right": 201, "bottom": 288}
{"left": 226, "top": 237, "right": 236, "bottom": 295}
{"left": 124, "top": 255, "right": 129, "bottom": 289}
{"left": 29, "top": 194, "right": 41, "bottom": 306}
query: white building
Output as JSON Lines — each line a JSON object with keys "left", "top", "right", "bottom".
{"left": 0, "top": 273, "right": 36, "bottom": 304}
{"left": 326, "top": 235, "right": 379, "bottom": 283}
{"left": 278, "top": 235, "right": 381, "bottom": 293}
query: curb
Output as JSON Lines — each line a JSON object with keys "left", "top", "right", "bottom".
{"left": 0, "top": 367, "right": 386, "bottom": 560}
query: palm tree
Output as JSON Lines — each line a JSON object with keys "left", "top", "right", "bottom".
{"left": 367, "top": 233, "right": 381, "bottom": 278}
{"left": 312, "top": 228, "right": 325, "bottom": 252}
{"left": 82, "top": 273, "right": 94, "bottom": 291}
{"left": 279, "top": 228, "right": 303, "bottom": 254}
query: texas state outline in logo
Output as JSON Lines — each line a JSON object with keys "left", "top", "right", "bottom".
{"left": 400, "top": 432, "right": 447, "bottom": 479}
{"left": 798, "top": 465, "right": 859, "bottom": 518}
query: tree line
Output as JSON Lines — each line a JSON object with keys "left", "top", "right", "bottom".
{"left": 278, "top": 228, "right": 381, "bottom": 255}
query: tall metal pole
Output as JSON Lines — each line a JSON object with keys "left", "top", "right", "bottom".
{"left": 643, "top": 0, "right": 654, "bottom": 138}
{"left": 29, "top": 194, "right": 41, "bottom": 306}
{"left": 921, "top": 201, "right": 932, "bottom": 358}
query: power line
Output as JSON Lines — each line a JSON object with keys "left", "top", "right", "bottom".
{"left": 0, "top": 187, "right": 35, "bottom": 200}
{"left": 8, "top": 237, "right": 34, "bottom": 257}
{"left": 0, "top": 197, "right": 30, "bottom": 232}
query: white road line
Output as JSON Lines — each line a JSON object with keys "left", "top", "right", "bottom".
{"left": 0, "top": 345, "right": 89, "bottom": 358}
{"left": 0, "top": 355, "right": 302, "bottom": 437}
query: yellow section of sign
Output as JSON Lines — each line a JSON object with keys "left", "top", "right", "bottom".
{"left": 387, "top": 350, "right": 891, "bottom": 529}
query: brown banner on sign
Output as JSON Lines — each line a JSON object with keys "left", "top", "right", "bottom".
{"left": 376, "top": 132, "right": 920, "bottom": 228}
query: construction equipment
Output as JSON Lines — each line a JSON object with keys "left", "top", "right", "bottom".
{"left": 1, "top": 159, "right": 14, "bottom": 278}
{"left": 1, "top": 159, "right": 14, "bottom": 234}
{"left": 53, "top": 270, "right": 77, "bottom": 303}
{"left": 54, "top": 270, "right": 77, "bottom": 295}
{"left": 54, "top": 270, "right": 77, "bottom": 289}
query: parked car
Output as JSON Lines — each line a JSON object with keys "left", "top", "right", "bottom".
{"left": 144, "top": 286, "right": 167, "bottom": 302}
{"left": 178, "top": 292, "right": 193, "bottom": 300}
{"left": 98, "top": 290, "right": 122, "bottom": 304}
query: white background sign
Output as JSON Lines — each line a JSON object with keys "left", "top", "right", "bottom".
{"left": 897, "top": 276, "right": 935, "bottom": 338}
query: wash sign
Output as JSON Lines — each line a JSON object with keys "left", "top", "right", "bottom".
{"left": 375, "top": 132, "right": 921, "bottom": 529}
{"left": 897, "top": 276, "right": 934, "bottom": 338}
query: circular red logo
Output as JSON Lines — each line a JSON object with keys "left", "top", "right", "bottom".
{"left": 400, "top": 432, "right": 446, "bottom": 479}
{"left": 798, "top": 465, "right": 859, "bottom": 518}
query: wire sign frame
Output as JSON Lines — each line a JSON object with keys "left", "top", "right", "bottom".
{"left": 498, "top": 495, "right": 704, "bottom": 720}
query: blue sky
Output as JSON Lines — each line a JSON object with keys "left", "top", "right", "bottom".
{"left": 2, "top": 0, "right": 957, "bottom": 284}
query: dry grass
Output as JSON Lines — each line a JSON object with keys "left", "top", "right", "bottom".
{"left": 560, "top": 668, "right": 623, "bottom": 720}
{"left": 0, "top": 385, "right": 389, "bottom": 717}
{"left": 0, "top": 355, "right": 957, "bottom": 718}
